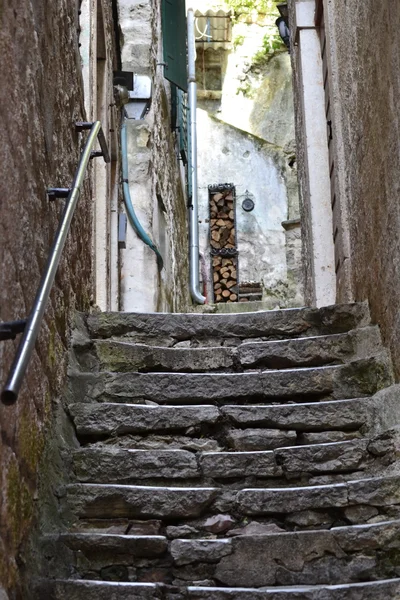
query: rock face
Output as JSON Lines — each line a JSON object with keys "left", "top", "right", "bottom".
{"left": 38, "top": 303, "right": 400, "bottom": 598}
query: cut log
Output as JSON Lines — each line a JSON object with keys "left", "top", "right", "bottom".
{"left": 230, "top": 293, "right": 238, "bottom": 301}
{"left": 227, "top": 280, "right": 236, "bottom": 289}
{"left": 222, "top": 289, "right": 230, "bottom": 298}
{"left": 213, "top": 272, "right": 219, "bottom": 283}
{"left": 211, "top": 231, "right": 220, "bottom": 242}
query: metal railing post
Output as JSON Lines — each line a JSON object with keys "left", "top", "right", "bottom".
{"left": 1, "top": 121, "right": 109, "bottom": 405}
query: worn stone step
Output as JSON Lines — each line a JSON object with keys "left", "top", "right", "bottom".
{"left": 40, "top": 580, "right": 165, "bottom": 599}
{"left": 69, "top": 356, "right": 392, "bottom": 405}
{"left": 76, "top": 326, "right": 381, "bottom": 373}
{"left": 66, "top": 484, "right": 218, "bottom": 519}
{"left": 237, "top": 474, "right": 400, "bottom": 516}
{"left": 73, "top": 448, "right": 202, "bottom": 482}
{"left": 66, "top": 474, "right": 400, "bottom": 523}
{"left": 48, "top": 522, "right": 400, "bottom": 587}
{"left": 185, "top": 579, "right": 400, "bottom": 599}
{"left": 169, "top": 520, "right": 400, "bottom": 587}
{"left": 84, "top": 303, "right": 370, "bottom": 344}
{"left": 58, "top": 532, "right": 167, "bottom": 558}
{"left": 69, "top": 404, "right": 221, "bottom": 437}
{"left": 72, "top": 439, "right": 376, "bottom": 485}
{"left": 69, "top": 398, "right": 375, "bottom": 448}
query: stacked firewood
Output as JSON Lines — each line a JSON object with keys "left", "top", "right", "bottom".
{"left": 209, "top": 191, "right": 236, "bottom": 251}
{"left": 209, "top": 188, "right": 238, "bottom": 303}
{"left": 212, "top": 256, "right": 238, "bottom": 303}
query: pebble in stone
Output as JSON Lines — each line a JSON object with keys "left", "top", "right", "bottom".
{"left": 166, "top": 526, "right": 199, "bottom": 540}
{"left": 229, "top": 521, "right": 285, "bottom": 536}
{"left": 343, "top": 505, "right": 379, "bottom": 524}
{"left": 285, "top": 510, "right": 335, "bottom": 528}
{"left": 203, "top": 515, "right": 235, "bottom": 534}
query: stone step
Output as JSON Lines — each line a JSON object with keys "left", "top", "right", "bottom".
{"left": 65, "top": 474, "right": 400, "bottom": 524}
{"left": 84, "top": 303, "right": 370, "bottom": 344}
{"left": 76, "top": 327, "right": 381, "bottom": 373}
{"left": 49, "top": 522, "right": 400, "bottom": 587}
{"left": 185, "top": 580, "right": 400, "bottom": 599}
{"left": 39, "top": 580, "right": 165, "bottom": 599}
{"left": 169, "top": 520, "right": 400, "bottom": 587}
{"left": 69, "top": 397, "right": 378, "bottom": 444}
{"left": 69, "top": 355, "right": 392, "bottom": 405}
{"left": 72, "top": 439, "right": 375, "bottom": 485}
{"left": 37, "top": 578, "right": 400, "bottom": 600}
{"left": 58, "top": 533, "right": 167, "bottom": 557}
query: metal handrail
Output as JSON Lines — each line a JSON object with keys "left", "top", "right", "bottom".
{"left": 1, "top": 121, "right": 110, "bottom": 405}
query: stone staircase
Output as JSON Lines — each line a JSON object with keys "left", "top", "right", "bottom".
{"left": 39, "top": 303, "right": 400, "bottom": 599}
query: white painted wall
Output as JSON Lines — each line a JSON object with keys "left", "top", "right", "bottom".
{"left": 197, "top": 109, "right": 288, "bottom": 294}
{"left": 293, "top": 0, "right": 336, "bottom": 307}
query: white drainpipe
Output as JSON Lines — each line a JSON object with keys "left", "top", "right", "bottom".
{"left": 187, "top": 8, "right": 206, "bottom": 304}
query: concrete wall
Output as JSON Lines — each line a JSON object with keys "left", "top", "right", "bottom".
{"left": 118, "top": 0, "right": 191, "bottom": 312}
{"left": 0, "top": 0, "right": 118, "bottom": 596}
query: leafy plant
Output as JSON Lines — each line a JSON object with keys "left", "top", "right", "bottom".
{"left": 233, "top": 34, "right": 245, "bottom": 49}
{"left": 225, "top": 0, "right": 280, "bottom": 16}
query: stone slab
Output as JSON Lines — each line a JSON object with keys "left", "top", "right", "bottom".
{"left": 66, "top": 485, "right": 217, "bottom": 519}
{"left": 73, "top": 448, "right": 200, "bottom": 483}
{"left": 171, "top": 539, "right": 232, "bottom": 566}
{"left": 94, "top": 341, "right": 235, "bottom": 373}
{"left": 274, "top": 440, "right": 368, "bottom": 475}
{"left": 236, "top": 484, "right": 349, "bottom": 515}
{"left": 75, "top": 357, "right": 390, "bottom": 403}
{"left": 200, "top": 451, "right": 281, "bottom": 478}
{"left": 85, "top": 303, "right": 370, "bottom": 341}
{"left": 186, "top": 580, "right": 400, "bottom": 599}
{"left": 48, "top": 580, "right": 164, "bottom": 600}
{"left": 226, "top": 430, "right": 297, "bottom": 452}
{"left": 59, "top": 533, "right": 167, "bottom": 558}
{"left": 69, "top": 404, "right": 221, "bottom": 436}
{"left": 222, "top": 398, "right": 370, "bottom": 431}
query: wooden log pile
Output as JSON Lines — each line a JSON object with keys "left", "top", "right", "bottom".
{"left": 209, "top": 188, "right": 238, "bottom": 303}
{"left": 212, "top": 256, "right": 238, "bottom": 303}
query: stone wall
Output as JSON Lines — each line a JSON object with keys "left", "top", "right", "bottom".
{"left": 118, "top": 0, "right": 191, "bottom": 312}
{"left": 0, "top": 0, "right": 117, "bottom": 596}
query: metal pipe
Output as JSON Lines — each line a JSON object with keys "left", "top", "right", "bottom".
{"left": 120, "top": 120, "right": 164, "bottom": 270}
{"left": 1, "top": 122, "right": 104, "bottom": 405}
{"left": 187, "top": 9, "right": 206, "bottom": 305}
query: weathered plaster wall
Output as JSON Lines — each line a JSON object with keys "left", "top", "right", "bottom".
{"left": 192, "top": 2, "right": 303, "bottom": 307}
{"left": 323, "top": 0, "right": 400, "bottom": 377}
{"left": 198, "top": 111, "right": 302, "bottom": 307}
{"left": 118, "top": 0, "right": 191, "bottom": 312}
{"left": 291, "top": 0, "right": 400, "bottom": 375}
{"left": 0, "top": 1, "right": 117, "bottom": 596}
{"left": 287, "top": 20, "right": 315, "bottom": 306}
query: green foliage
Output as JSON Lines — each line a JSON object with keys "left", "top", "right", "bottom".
{"left": 233, "top": 34, "right": 245, "bottom": 49}
{"left": 225, "top": 0, "right": 280, "bottom": 16}
{"left": 253, "top": 29, "right": 285, "bottom": 62}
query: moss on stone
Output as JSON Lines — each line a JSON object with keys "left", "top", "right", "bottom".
{"left": 6, "top": 462, "right": 33, "bottom": 549}
{"left": 18, "top": 408, "right": 45, "bottom": 474}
